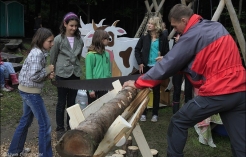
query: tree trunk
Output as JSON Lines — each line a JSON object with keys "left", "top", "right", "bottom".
{"left": 56, "top": 87, "right": 138, "bottom": 157}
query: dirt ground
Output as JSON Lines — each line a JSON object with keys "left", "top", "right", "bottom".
{"left": 0, "top": 95, "right": 62, "bottom": 157}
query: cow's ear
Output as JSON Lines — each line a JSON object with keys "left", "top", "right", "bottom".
{"left": 117, "top": 29, "right": 126, "bottom": 34}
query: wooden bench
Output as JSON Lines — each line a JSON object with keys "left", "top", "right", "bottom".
{"left": 1, "top": 52, "right": 23, "bottom": 72}
{"left": 1, "top": 52, "right": 23, "bottom": 63}
{"left": 5, "top": 39, "right": 22, "bottom": 49}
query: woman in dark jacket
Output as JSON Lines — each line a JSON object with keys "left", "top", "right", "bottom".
{"left": 135, "top": 16, "right": 169, "bottom": 122}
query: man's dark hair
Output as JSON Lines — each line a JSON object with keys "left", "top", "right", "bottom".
{"left": 168, "top": 4, "right": 194, "bottom": 22}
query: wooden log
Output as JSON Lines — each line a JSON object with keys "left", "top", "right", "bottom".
{"left": 121, "top": 88, "right": 151, "bottom": 120}
{"left": 127, "top": 146, "right": 139, "bottom": 157}
{"left": 94, "top": 89, "right": 149, "bottom": 156}
{"left": 94, "top": 89, "right": 150, "bottom": 156}
{"left": 115, "top": 149, "right": 126, "bottom": 157}
{"left": 56, "top": 87, "right": 138, "bottom": 157}
{"left": 150, "top": 149, "right": 158, "bottom": 157}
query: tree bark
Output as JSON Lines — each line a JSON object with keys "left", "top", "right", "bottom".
{"left": 56, "top": 87, "right": 138, "bottom": 157}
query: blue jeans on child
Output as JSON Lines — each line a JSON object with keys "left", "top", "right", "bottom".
{"left": 8, "top": 91, "right": 52, "bottom": 157}
{"left": 0, "top": 62, "right": 15, "bottom": 79}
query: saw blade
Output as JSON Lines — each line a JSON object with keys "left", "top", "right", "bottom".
{"left": 51, "top": 74, "right": 141, "bottom": 91}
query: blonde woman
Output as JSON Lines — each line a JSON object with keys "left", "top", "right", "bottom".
{"left": 135, "top": 16, "right": 169, "bottom": 122}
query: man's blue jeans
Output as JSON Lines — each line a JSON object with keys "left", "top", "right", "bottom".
{"left": 8, "top": 91, "right": 52, "bottom": 157}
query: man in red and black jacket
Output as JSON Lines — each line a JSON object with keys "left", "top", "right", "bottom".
{"left": 123, "top": 4, "right": 246, "bottom": 157}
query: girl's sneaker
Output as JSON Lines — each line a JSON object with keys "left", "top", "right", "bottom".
{"left": 140, "top": 115, "right": 146, "bottom": 122}
{"left": 151, "top": 115, "right": 158, "bottom": 122}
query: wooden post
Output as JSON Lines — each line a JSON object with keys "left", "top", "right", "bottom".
{"left": 224, "top": 0, "right": 246, "bottom": 65}
{"left": 56, "top": 87, "right": 138, "bottom": 157}
{"left": 181, "top": 0, "right": 186, "bottom": 5}
{"left": 144, "top": 0, "right": 152, "bottom": 13}
{"left": 157, "top": 0, "right": 165, "bottom": 12}
{"left": 211, "top": 0, "right": 225, "bottom": 21}
{"left": 152, "top": 0, "right": 159, "bottom": 11}
{"left": 132, "top": 123, "right": 153, "bottom": 157}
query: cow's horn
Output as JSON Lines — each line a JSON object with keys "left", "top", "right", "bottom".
{"left": 80, "top": 16, "right": 85, "bottom": 27}
{"left": 92, "top": 19, "right": 98, "bottom": 30}
{"left": 112, "top": 20, "right": 120, "bottom": 26}
{"left": 98, "top": 19, "right": 106, "bottom": 26}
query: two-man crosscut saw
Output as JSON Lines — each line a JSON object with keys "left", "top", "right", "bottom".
{"left": 51, "top": 74, "right": 141, "bottom": 91}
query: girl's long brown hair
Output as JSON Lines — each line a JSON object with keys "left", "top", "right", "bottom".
{"left": 88, "top": 30, "right": 109, "bottom": 54}
{"left": 59, "top": 12, "right": 81, "bottom": 39}
{"left": 31, "top": 27, "right": 53, "bottom": 51}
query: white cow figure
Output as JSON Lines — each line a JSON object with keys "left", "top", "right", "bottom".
{"left": 79, "top": 17, "right": 105, "bottom": 39}
{"left": 79, "top": 18, "right": 106, "bottom": 58}
{"left": 82, "top": 19, "right": 139, "bottom": 76}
